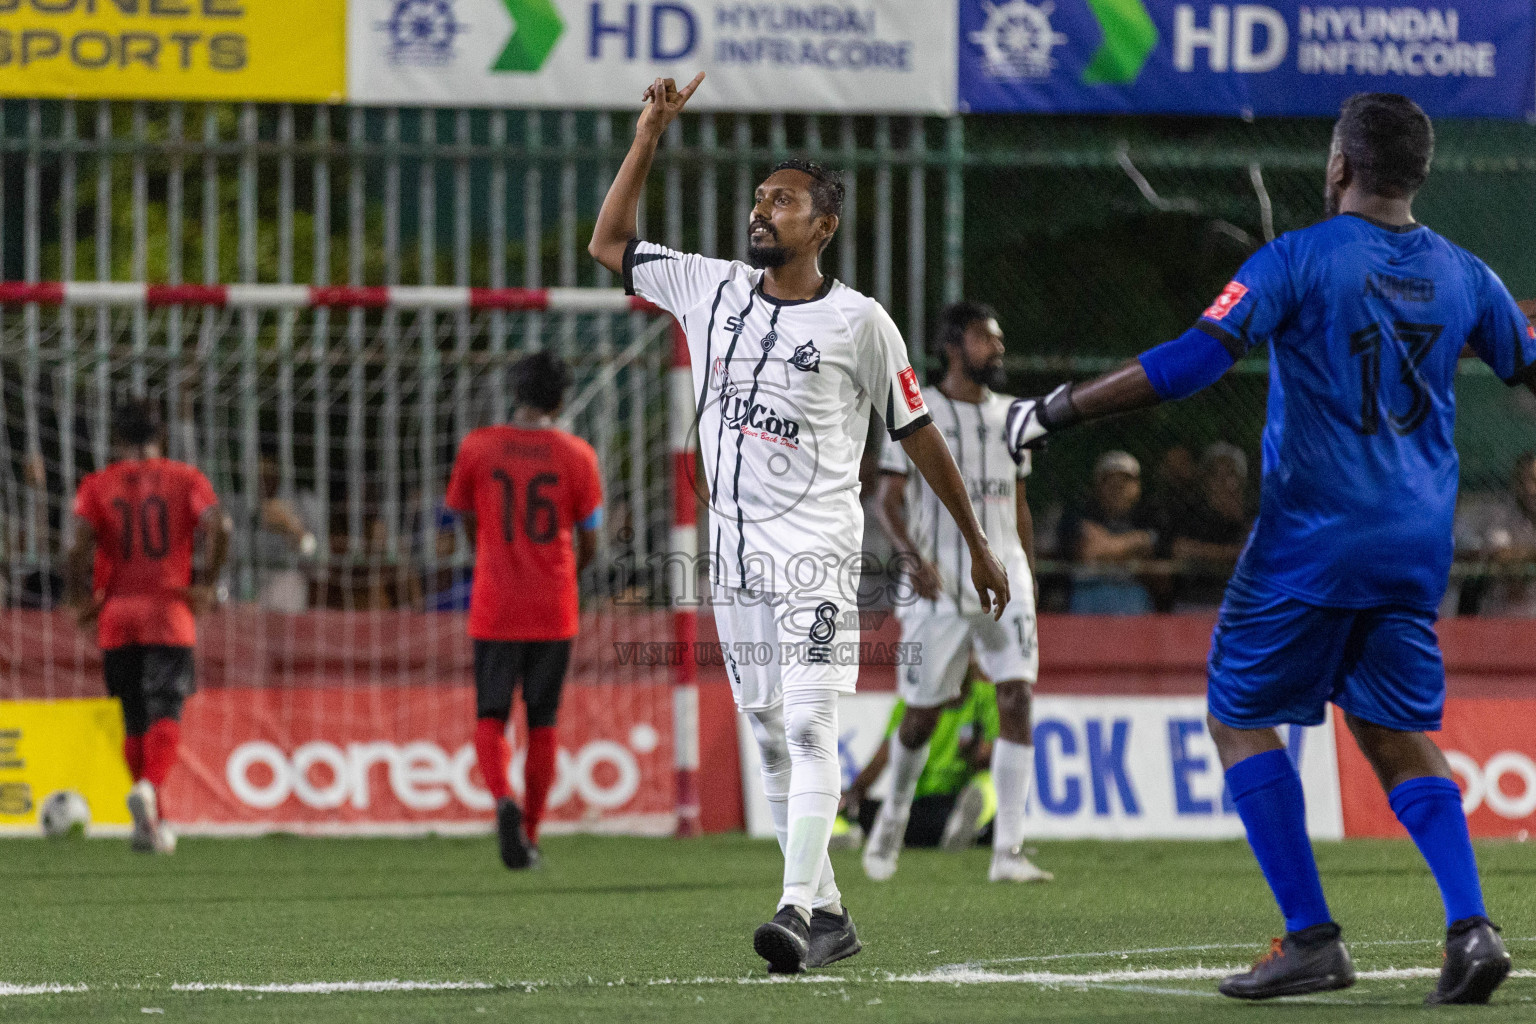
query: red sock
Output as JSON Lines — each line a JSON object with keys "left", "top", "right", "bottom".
{"left": 524, "top": 726, "right": 558, "bottom": 844}
{"left": 123, "top": 735, "right": 145, "bottom": 782}
{"left": 141, "top": 719, "right": 180, "bottom": 817}
{"left": 474, "top": 718, "right": 512, "bottom": 802}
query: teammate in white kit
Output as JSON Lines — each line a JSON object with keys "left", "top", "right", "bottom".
{"left": 870, "top": 301, "right": 1052, "bottom": 884}
{"left": 590, "top": 73, "right": 1011, "bottom": 974}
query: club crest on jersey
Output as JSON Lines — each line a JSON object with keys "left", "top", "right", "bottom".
{"left": 789, "top": 339, "right": 820, "bottom": 373}
{"left": 1203, "top": 281, "right": 1249, "bottom": 321}
{"left": 711, "top": 358, "right": 739, "bottom": 398}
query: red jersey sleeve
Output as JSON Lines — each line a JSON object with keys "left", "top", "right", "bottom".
{"left": 185, "top": 467, "right": 218, "bottom": 521}
{"left": 573, "top": 441, "right": 603, "bottom": 524}
{"left": 445, "top": 434, "right": 478, "bottom": 514}
{"left": 72, "top": 474, "right": 107, "bottom": 533}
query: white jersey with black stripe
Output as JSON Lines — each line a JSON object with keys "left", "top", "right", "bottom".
{"left": 625, "top": 239, "right": 931, "bottom": 604}
{"left": 879, "top": 386, "right": 1033, "bottom": 615}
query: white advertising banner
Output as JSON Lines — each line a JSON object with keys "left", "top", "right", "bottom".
{"left": 348, "top": 1, "right": 958, "bottom": 112}
{"left": 739, "top": 695, "right": 1343, "bottom": 841}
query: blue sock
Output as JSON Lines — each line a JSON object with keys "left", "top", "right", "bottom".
{"left": 1389, "top": 775, "right": 1487, "bottom": 927}
{"left": 1226, "top": 749, "right": 1333, "bottom": 934}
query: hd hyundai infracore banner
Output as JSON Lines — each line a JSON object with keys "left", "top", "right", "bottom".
{"left": 958, "top": 1, "right": 1536, "bottom": 118}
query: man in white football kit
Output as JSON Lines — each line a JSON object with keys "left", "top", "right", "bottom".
{"left": 872, "top": 302, "right": 1051, "bottom": 884}
{"left": 590, "top": 73, "right": 1011, "bottom": 974}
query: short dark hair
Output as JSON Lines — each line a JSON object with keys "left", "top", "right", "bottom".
{"left": 771, "top": 159, "right": 846, "bottom": 221}
{"left": 1333, "top": 93, "right": 1434, "bottom": 198}
{"left": 512, "top": 349, "right": 573, "bottom": 414}
{"left": 112, "top": 396, "right": 163, "bottom": 447}
{"left": 936, "top": 300, "right": 999, "bottom": 353}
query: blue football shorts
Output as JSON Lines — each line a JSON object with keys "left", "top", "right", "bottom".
{"left": 1206, "top": 572, "right": 1445, "bottom": 732}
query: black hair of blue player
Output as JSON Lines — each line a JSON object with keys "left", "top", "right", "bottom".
{"left": 112, "top": 396, "right": 164, "bottom": 447}
{"left": 512, "top": 349, "right": 574, "bottom": 415}
{"left": 1331, "top": 92, "right": 1434, "bottom": 200}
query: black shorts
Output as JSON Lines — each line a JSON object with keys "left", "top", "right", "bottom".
{"left": 474, "top": 640, "right": 572, "bottom": 729}
{"left": 103, "top": 645, "right": 196, "bottom": 737}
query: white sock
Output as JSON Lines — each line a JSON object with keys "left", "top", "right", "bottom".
{"left": 884, "top": 732, "right": 930, "bottom": 826}
{"left": 749, "top": 704, "right": 839, "bottom": 913}
{"left": 779, "top": 689, "right": 841, "bottom": 913}
{"left": 992, "top": 738, "right": 1034, "bottom": 856}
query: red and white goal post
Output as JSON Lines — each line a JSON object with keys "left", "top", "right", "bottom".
{"left": 0, "top": 282, "right": 702, "bottom": 838}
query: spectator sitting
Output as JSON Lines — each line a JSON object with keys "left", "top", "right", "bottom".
{"left": 1146, "top": 445, "right": 1199, "bottom": 539}
{"left": 1449, "top": 451, "right": 1536, "bottom": 617}
{"left": 1167, "top": 442, "right": 1254, "bottom": 609}
{"left": 837, "top": 667, "right": 999, "bottom": 852}
{"left": 1060, "top": 450, "right": 1157, "bottom": 614}
{"left": 228, "top": 455, "right": 319, "bottom": 612}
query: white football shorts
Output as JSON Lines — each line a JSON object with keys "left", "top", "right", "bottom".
{"left": 711, "top": 585, "right": 861, "bottom": 712}
{"left": 894, "top": 591, "right": 1038, "bottom": 708}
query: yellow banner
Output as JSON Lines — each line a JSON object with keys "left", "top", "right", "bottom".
{"left": 0, "top": 0, "right": 344, "bottom": 102}
{"left": 0, "top": 699, "right": 131, "bottom": 833}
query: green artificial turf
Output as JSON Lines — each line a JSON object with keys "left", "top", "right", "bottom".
{"left": 0, "top": 834, "right": 1531, "bottom": 1022}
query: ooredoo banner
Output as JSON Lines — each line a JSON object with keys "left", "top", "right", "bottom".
{"left": 0, "top": 0, "right": 347, "bottom": 102}
{"left": 169, "top": 683, "right": 675, "bottom": 835}
{"left": 1337, "top": 698, "right": 1536, "bottom": 839}
{"left": 740, "top": 695, "right": 1344, "bottom": 841}
{"left": 347, "top": 0, "right": 958, "bottom": 112}
{"left": 958, "top": 2, "right": 1536, "bottom": 119}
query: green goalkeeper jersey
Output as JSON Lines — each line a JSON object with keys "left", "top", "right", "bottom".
{"left": 883, "top": 681, "right": 1000, "bottom": 800}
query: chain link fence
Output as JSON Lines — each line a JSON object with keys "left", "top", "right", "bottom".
{"left": 961, "top": 115, "right": 1536, "bottom": 615}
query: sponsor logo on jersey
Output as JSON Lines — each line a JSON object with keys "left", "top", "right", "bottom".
{"left": 722, "top": 395, "right": 801, "bottom": 446}
{"left": 1203, "top": 281, "right": 1249, "bottom": 321}
{"left": 724, "top": 315, "right": 747, "bottom": 336}
{"left": 969, "top": 477, "right": 1014, "bottom": 500}
{"left": 1364, "top": 273, "right": 1435, "bottom": 303}
{"left": 788, "top": 339, "right": 821, "bottom": 373}
{"left": 898, "top": 366, "right": 925, "bottom": 412}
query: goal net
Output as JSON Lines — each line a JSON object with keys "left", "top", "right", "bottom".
{"left": 0, "top": 287, "right": 698, "bottom": 836}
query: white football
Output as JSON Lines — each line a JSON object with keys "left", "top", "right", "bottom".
{"left": 39, "top": 790, "right": 90, "bottom": 838}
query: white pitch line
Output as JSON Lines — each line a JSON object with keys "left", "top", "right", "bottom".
{"left": 172, "top": 980, "right": 500, "bottom": 994}
{"left": 970, "top": 936, "right": 1536, "bottom": 966}
{"left": 896, "top": 966, "right": 1536, "bottom": 986}
{"left": 0, "top": 984, "right": 87, "bottom": 996}
{"left": 5, "top": 964, "right": 1535, "bottom": 999}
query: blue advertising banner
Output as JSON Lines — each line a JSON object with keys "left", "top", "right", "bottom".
{"left": 958, "top": 2, "right": 1536, "bottom": 119}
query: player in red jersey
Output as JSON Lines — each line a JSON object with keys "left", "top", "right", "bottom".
{"left": 446, "top": 351, "right": 603, "bottom": 869}
{"left": 65, "top": 398, "right": 230, "bottom": 854}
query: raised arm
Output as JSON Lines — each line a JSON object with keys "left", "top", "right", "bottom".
{"left": 1006, "top": 340, "right": 1219, "bottom": 458}
{"left": 588, "top": 72, "right": 704, "bottom": 275}
{"left": 899, "top": 422, "right": 1009, "bottom": 618}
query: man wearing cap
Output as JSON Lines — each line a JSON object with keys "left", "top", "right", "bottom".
{"left": 1060, "top": 451, "right": 1157, "bottom": 613}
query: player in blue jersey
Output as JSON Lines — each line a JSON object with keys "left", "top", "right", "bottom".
{"left": 1007, "top": 94, "right": 1529, "bottom": 1005}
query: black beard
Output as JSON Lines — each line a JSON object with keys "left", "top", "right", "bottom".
{"left": 966, "top": 360, "right": 1007, "bottom": 390}
{"left": 746, "top": 242, "right": 791, "bottom": 269}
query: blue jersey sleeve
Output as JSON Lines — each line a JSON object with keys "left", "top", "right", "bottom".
{"left": 1194, "top": 238, "right": 1299, "bottom": 356}
{"left": 1467, "top": 260, "right": 1536, "bottom": 387}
